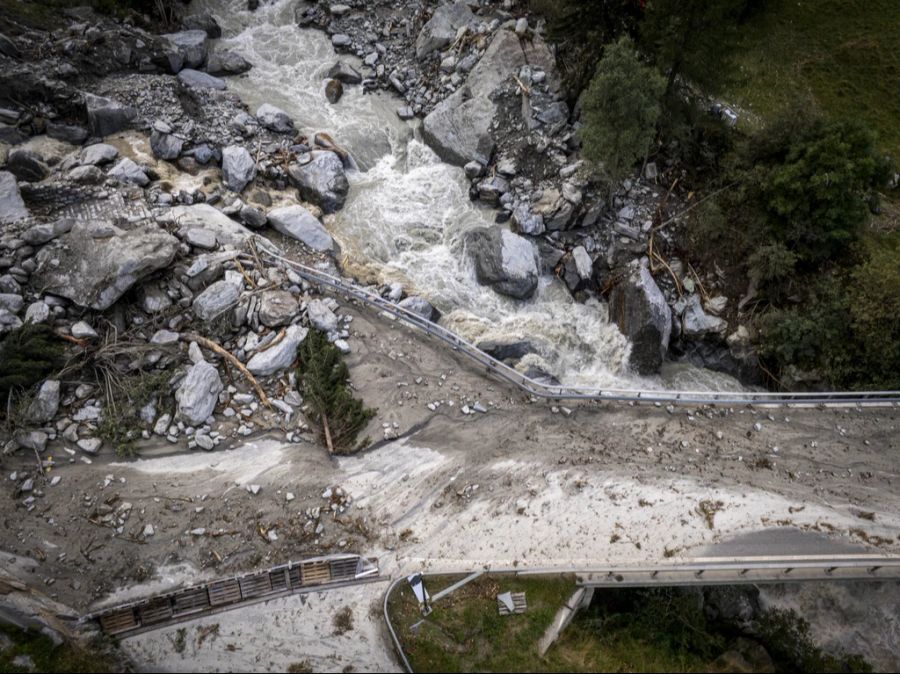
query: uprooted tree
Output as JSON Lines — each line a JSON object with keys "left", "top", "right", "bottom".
{"left": 0, "top": 323, "right": 66, "bottom": 415}
{"left": 296, "top": 330, "right": 376, "bottom": 455}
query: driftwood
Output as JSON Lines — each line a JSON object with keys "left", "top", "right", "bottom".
{"left": 180, "top": 332, "right": 272, "bottom": 409}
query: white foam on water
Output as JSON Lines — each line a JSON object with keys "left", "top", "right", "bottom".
{"left": 191, "top": 0, "right": 743, "bottom": 392}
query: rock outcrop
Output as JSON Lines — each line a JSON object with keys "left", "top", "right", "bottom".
{"left": 32, "top": 222, "right": 179, "bottom": 311}
{"left": 609, "top": 263, "right": 672, "bottom": 375}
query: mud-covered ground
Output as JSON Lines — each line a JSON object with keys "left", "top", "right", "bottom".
{"left": 2, "top": 296, "right": 898, "bottom": 619}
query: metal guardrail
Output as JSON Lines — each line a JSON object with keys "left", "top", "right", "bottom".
{"left": 264, "top": 252, "right": 900, "bottom": 408}
{"left": 85, "top": 554, "right": 381, "bottom": 638}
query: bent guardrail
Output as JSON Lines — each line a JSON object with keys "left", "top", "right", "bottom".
{"left": 263, "top": 251, "right": 900, "bottom": 408}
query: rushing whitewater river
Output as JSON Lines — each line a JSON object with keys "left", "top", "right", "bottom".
{"left": 191, "top": 0, "right": 741, "bottom": 391}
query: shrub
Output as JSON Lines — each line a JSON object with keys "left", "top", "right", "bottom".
{"left": 0, "top": 323, "right": 65, "bottom": 413}
{"left": 759, "top": 234, "right": 900, "bottom": 389}
{"left": 579, "top": 37, "right": 666, "bottom": 186}
{"left": 297, "top": 330, "right": 376, "bottom": 455}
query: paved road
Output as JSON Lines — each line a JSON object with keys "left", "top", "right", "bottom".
{"left": 696, "top": 528, "right": 871, "bottom": 560}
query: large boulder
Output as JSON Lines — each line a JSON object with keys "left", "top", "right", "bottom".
{"left": 162, "top": 30, "right": 209, "bottom": 69}
{"left": 205, "top": 49, "right": 252, "bottom": 75}
{"left": 609, "top": 263, "right": 672, "bottom": 375}
{"left": 327, "top": 61, "right": 362, "bottom": 84}
{"left": 306, "top": 299, "right": 338, "bottom": 333}
{"left": 80, "top": 143, "right": 118, "bottom": 166}
{"left": 177, "top": 69, "right": 226, "bottom": 90}
{"left": 31, "top": 222, "right": 179, "bottom": 311}
{"left": 287, "top": 151, "right": 348, "bottom": 213}
{"left": 46, "top": 122, "right": 89, "bottom": 145}
{"left": 167, "top": 203, "right": 254, "bottom": 246}
{"left": 0, "top": 171, "right": 28, "bottom": 223}
{"left": 84, "top": 94, "right": 135, "bottom": 137}
{"left": 256, "top": 103, "right": 294, "bottom": 133}
{"left": 246, "top": 324, "right": 308, "bottom": 376}
{"left": 176, "top": 359, "right": 222, "bottom": 425}
{"left": 422, "top": 90, "right": 495, "bottom": 167}
{"left": 398, "top": 296, "right": 438, "bottom": 322}
{"left": 267, "top": 205, "right": 334, "bottom": 251}
{"left": 221, "top": 145, "right": 256, "bottom": 192}
{"left": 465, "top": 227, "right": 539, "bottom": 300}
{"left": 6, "top": 148, "right": 48, "bottom": 182}
{"left": 415, "top": 2, "right": 475, "bottom": 59}
{"left": 422, "top": 26, "right": 557, "bottom": 166}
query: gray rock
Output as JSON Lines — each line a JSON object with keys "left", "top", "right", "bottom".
{"left": 609, "top": 263, "right": 672, "bottom": 375}
{"left": 477, "top": 175, "right": 508, "bottom": 205}
{"left": 141, "top": 284, "right": 173, "bottom": 313}
{"left": 163, "top": 30, "right": 209, "bottom": 69}
{"left": 168, "top": 203, "right": 255, "bottom": 246}
{"left": 287, "top": 151, "right": 348, "bottom": 213}
{"left": 80, "top": 143, "right": 118, "bottom": 166}
{"left": 193, "top": 279, "right": 240, "bottom": 321}
{"left": 415, "top": 1, "right": 474, "bottom": 59}
{"left": 221, "top": 145, "right": 255, "bottom": 192}
{"left": 398, "top": 295, "right": 437, "bottom": 322}
{"left": 0, "top": 293, "right": 23, "bottom": 313}
{"left": 331, "top": 34, "right": 352, "bottom": 49}
{"left": 150, "top": 329, "right": 180, "bottom": 345}
{"left": 46, "top": 122, "right": 88, "bottom": 145}
{"left": 422, "top": 27, "right": 557, "bottom": 166}
{"left": 267, "top": 204, "right": 334, "bottom": 251}
{"left": 7, "top": 148, "right": 48, "bottom": 182}
{"left": 477, "top": 338, "right": 543, "bottom": 361}
{"left": 184, "top": 228, "right": 217, "bottom": 250}
{"left": 0, "top": 308, "right": 22, "bottom": 333}
{"left": 422, "top": 89, "right": 495, "bottom": 167}
{"left": 24, "top": 301, "right": 50, "bottom": 324}
{"left": 571, "top": 246, "right": 592, "bottom": 281}
{"left": 205, "top": 48, "right": 252, "bottom": 75}
{"left": 0, "top": 171, "right": 28, "bottom": 223}
{"left": 240, "top": 204, "right": 266, "bottom": 228}
{"left": 182, "top": 13, "right": 221, "bottom": 38}
{"left": 246, "top": 324, "right": 308, "bottom": 375}
{"left": 32, "top": 222, "right": 179, "bottom": 311}
{"left": 176, "top": 360, "right": 223, "bottom": 425}
{"left": 177, "top": 69, "right": 226, "bottom": 90}
{"left": 27, "top": 379, "right": 60, "bottom": 423}
{"left": 108, "top": 157, "right": 149, "bottom": 186}
{"left": 16, "top": 431, "right": 48, "bottom": 452}
{"left": 682, "top": 293, "right": 728, "bottom": 337}
{"left": 258, "top": 290, "right": 299, "bottom": 327}
{"left": 512, "top": 202, "right": 544, "bottom": 236}
{"left": 465, "top": 227, "right": 539, "bottom": 300}
{"left": 22, "top": 218, "right": 74, "bottom": 245}
{"left": 68, "top": 165, "right": 103, "bottom": 184}
{"left": 71, "top": 321, "right": 98, "bottom": 339}
{"left": 327, "top": 61, "right": 362, "bottom": 84}
{"left": 396, "top": 106, "right": 414, "bottom": 120}
{"left": 85, "top": 94, "right": 135, "bottom": 137}
{"left": 306, "top": 299, "right": 338, "bottom": 333}
{"left": 256, "top": 103, "right": 294, "bottom": 133}
{"left": 150, "top": 127, "right": 183, "bottom": 160}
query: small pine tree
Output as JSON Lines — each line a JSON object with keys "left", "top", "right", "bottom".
{"left": 0, "top": 323, "right": 65, "bottom": 411}
{"left": 297, "top": 330, "right": 376, "bottom": 455}
{"left": 579, "top": 37, "right": 666, "bottom": 187}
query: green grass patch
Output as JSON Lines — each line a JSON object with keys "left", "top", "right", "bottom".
{"left": 727, "top": 0, "right": 900, "bottom": 158}
{"left": 0, "top": 624, "right": 120, "bottom": 673}
{"left": 387, "top": 574, "right": 576, "bottom": 672}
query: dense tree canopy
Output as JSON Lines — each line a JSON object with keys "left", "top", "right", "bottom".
{"left": 579, "top": 37, "right": 666, "bottom": 185}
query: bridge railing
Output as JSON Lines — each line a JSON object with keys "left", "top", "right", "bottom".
{"left": 262, "top": 252, "right": 900, "bottom": 408}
